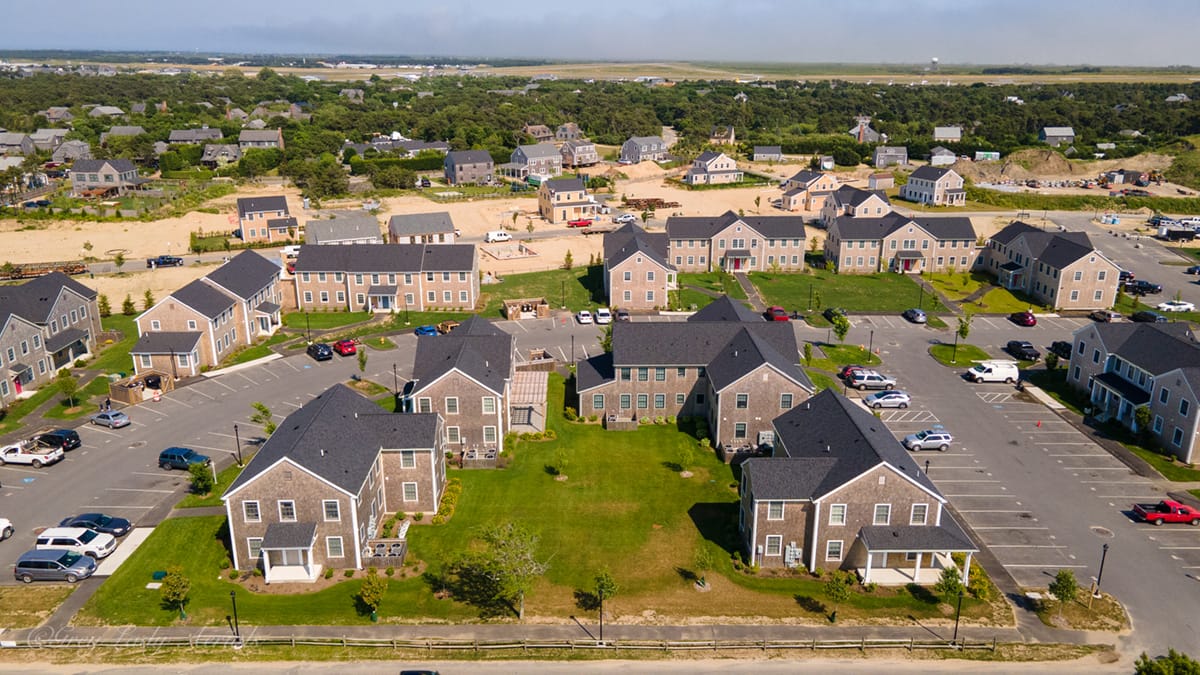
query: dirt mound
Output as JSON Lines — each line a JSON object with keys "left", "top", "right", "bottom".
{"left": 955, "top": 149, "right": 1174, "bottom": 183}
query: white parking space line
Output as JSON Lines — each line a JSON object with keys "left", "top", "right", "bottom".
{"left": 83, "top": 505, "right": 155, "bottom": 510}
{"left": 82, "top": 426, "right": 122, "bottom": 437}
{"left": 972, "top": 526, "right": 1049, "bottom": 530}
{"left": 976, "top": 393, "right": 1012, "bottom": 403}
{"left": 956, "top": 509, "right": 1031, "bottom": 513}
{"left": 207, "top": 432, "right": 235, "bottom": 439}
{"left": 1038, "top": 441, "right": 1094, "bottom": 445}
{"left": 209, "top": 379, "right": 237, "bottom": 393}
{"left": 190, "top": 388, "right": 216, "bottom": 400}
{"left": 161, "top": 397, "right": 194, "bottom": 409}
{"left": 234, "top": 372, "right": 258, "bottom": 386}
{"left": 277, "top": 359, "right": 300, "bottom": 372}
{"left": 944, "top": 493, "right": 1016, "bottom": 498}
{"left": 988, "top": 544, "right": 1067, "bottom": 549}
{"left": 279, "top": 401, "right": 301, "bottom": 408}
{"left": 1005, "top": 564, "right": 1089, "bottom": 568}
{"left": 106, "top": 487, "right": 175, "bottom": 494}
{"left": 1050, "top": 453, "right": 1115, "bottom": 458}
{"left": 1160, "top": 546, "right": 1200, "bottom": 550}
{"left": 976, "top": 317, "right": 999, "bottom": 328}
{"left": 933, "top": 479, "right": 1001, "bottom": 483}
{"left": 1099, "top": 495, "right": 1168, "bottom": 500}
{"left": 0, "top": 466, "right": 44, "bottom": 476}
{"left": 131, "top": 472, "right": 168, "bottom": 477}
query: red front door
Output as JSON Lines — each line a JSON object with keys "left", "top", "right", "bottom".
{"left": 903, "top": 259, "right": 912, "bottom": 272}
{"left": 733, "top": 257, "right": 742, "bottom": 270}
{"left": 13, "top": 376, "right": 22, "bottom": 395}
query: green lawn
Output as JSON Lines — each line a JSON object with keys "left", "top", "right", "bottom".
{"left": 678, "top": 272, "right": 747, "bottom": 299}
{"left": 43, "top": 375, "right": 112, "bottom": 420}
{"left": 926, "top": 272, "right": 990, "bottom": 303}
{"left": 176, "top": 455, "right": 256, "bottom": 509}
{"left": 1123, "top": 444, "right": 1200, "bottom": 482}
{"left": 480, "top": 266, "right": 605, "bottom": 315}
{"left": 81, "top": 374, "right": 997, "bottom": 626}
{"left": 90, "top": 314, "right": 140, "bottom": 374}
{"left": 749, "top": 270, "right": 947, "bottom": 314}
{"left": 929, "top": 343, "right": 992, "bottom": 367}
{"left": 0, "top": 386, "right": 58, "bottom": 435}
{"left": 925, "top": 271, "right": 1046, "bottom": 314}
{"left": 226, "top": 333, "right": 294, "bottom": 366}
{"left": 284, "top": 311, "right": 374, "bottom": 331}
{"left": 973, "top": 287, "right": 1046, "bottom": 314}
{"left": 1024, "top": 368, "right": 1089, "bottom": 416}
{"left": 804, "top": 368, "right": 839, "bottom": 393}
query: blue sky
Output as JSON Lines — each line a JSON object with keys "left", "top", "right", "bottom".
{"left": 8, "top": 0, "right": 1199, "bottom": 66}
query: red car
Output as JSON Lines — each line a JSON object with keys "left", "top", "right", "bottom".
{"left": 567, "top": 219, "right": 593, "bottom": 228}
{"left": 766, "top": 306, "right": 789, "bottom": 321}
{"left": 838, "top": 364, "right": 869, "bottom": 380}
{"left": 332, "top": 339, "right": 357, "bottom": 356}
{"left": 1008, "top": 311, "right": 1037, "bottom": 327}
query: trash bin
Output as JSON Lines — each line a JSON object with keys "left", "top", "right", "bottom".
{"left": 144, "top": 374, "right": 162, "bottom": 390}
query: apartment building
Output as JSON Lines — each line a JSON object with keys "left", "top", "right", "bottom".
{"left": 292, "top": 244, "right": 478, "bottom": 313}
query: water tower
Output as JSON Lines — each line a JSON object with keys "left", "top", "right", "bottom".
{"left": 930, "top": 57, "right": 940, "bottom": 72}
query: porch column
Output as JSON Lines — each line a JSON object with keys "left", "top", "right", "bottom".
{"left": 962, "top": 552, "right": 972, "bottom": 585}
{"left": 864, "top": 552, "right": 873, "bottom": 584}
{"left": 913, "top": 552, "right": 923, "bottom": 582}
{"left": 303, "top": 549, "right": 311, "bottom": 576}
{"left": 262, "top": 550, "right": 272, "bottom": 583}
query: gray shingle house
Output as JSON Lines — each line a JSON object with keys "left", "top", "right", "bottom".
{"left": 304, "top": 212, "right": 383, "bottom": 246}
{"left": 388, "top": 212, "right": 457, "bottom": 245}
{"left": 443, "top": 150, "right": 494, "bottom": 186}
{"left": 69, "top": 159, "right": 143, "bottom": 197}
{"left": 619, "top": 136, "right": 668, "bottom": 163}
{"left": 1040, "top": 127, "right": 1076, "bottom": 147}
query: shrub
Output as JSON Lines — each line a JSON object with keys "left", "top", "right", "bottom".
{"left": 655, "top": 416, "right": 665, "bottom": 424}
{"left": 589, "top": 415, "right": 599, "bottom": 423}
{"left": 413, "top": 512, "right": 424, "bottom": 522}
{"left": 252, "top": 568, "right": 263, "bottom": 577}
{"left": 431, "top": 515, "right": 446, "bottom": 525}
{"left": 666, "top": 416, "right": 676, "bottom": 424}
{"left": 543, "top": 429, "right": 556, "bottom": 440}
{"left": 564, "top": 406, "right": 578, "bottom": 421}
{"left": 386, "top": 566, "right": 395, "bottom": 577}
{"left": 935, "top": 567, "right": 964, "bottom": 600}
{"left": 343, "top": 569, "right": 355, "bottom": 578}
{"left": 73, "top": 358, "right": 88, "bottom": 368}
{"left": 324, "top": 567, "right": 334, "bottom": 579}
{"left": 219, "top": 559, "right": 231, "bottom": 570}
{"left": 228, "top": 569, "right": 238, "bottom": 580}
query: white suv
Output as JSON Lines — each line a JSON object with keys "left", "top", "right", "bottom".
{"left": 903, "top": 429, "right": 954, "bottom": 452}
{"left": 595, "top": 308, "right": 612, "bottom": 324}
{"left": 35, "top": 527, "right": 117, "bottom": 559}
{"left": 848, "top": 370, "right": 897, "bottom": 390}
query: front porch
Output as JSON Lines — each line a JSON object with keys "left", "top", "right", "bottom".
{"left": 857, "top": 552, "right": 960, "bottom": 586}
{"left": 853, "top": 522, "right": 977, "bottom": 587}
{"left": 1089, "top": 372, "right": 1149, "bottom": 427}
{"left": 721, "top": 249, "right": 754, "bottom": 272}
{"left": 46, "top": 327, "right": 91, "bottom": 369}
{"left": 997, "top": 261, "right": 1025, "bottom": 290}
{"left": 891, "top": 251, "right": 924, "bottom": 274}
{"left": 366, "top": 286, "right": 398, "bottom": 312}
{"left": 261, "top": 522, "right": 320, "bottom": 584}
{"left": 254, "top": 301, "right": 282, "bottom": 336}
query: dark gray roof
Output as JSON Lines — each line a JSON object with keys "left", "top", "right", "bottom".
{"left": 689, "top": 295, "right": 762, "bottom": 323}
{"left": 696, "top": 150, "right": 723, "bottom": 163}
{"left": 705, "top": 327, "right": 813, "bottom": 392}
{"left": 990, "top": 222, "right": 1096, "bottom": 269}
{"left": 858, "top": 521, "right": 976, "bottom": 553}
{"left": 610, "top": 320, "right": 798, "bottom": 368}
{"left": 204, "top": 250, "right": 279, "bottom": 300}
{"left": 1092, "top": 322, "right": 1200, "bottom": 379}
{"left": 411, "top": 316, "right": 512, "bottom": 395}
{"left": 261, "top": 522, "right": 317, "bottom": 550}
{"left": 604, "top": 223, "right": 671, "bottom": 269}
{"left": 171, "top": 279, "right": 235, "bottom": 319}
{"left": 130, "top": 331, "right": 202, "bottom": 354}
{"left": 293, "top": 244, "right": 475, "bottom": 274}
{"left": 665, "top": 211, "right": 806, "bottom": 240}
{"left": 989, "top": 221, "right": 1040, "bottom": 245}
{"left": 237, "top": 195, "right": 289, "bottom": 218}
{"left": 828, "top": 185, "right": 890, "bottom": 209}
{"left": 255, "top": 301, "right": 280, "bottom": 314}
{"left": 787, "top": 170, "right": 823, "bottom": 185}
{"left": 387, "top": 212, "right": 455, "bottom": 236}
{"left": 446, "top": 150, "right": 493, "bottom": 165}
{"left": 169, "top": 128, "right": 223, "bottom": 143}
{"left": 45, "top": 327, "right": 88, "bottom": 353}
{"left": 909, "top": 165, "right": 955, "bottom": 181}
{"left": 238, "top": 129, "right": 282, "bottom": 143}
{"left": 305, "top": 212, "right": 381, "bottom": 244}
{"left": 576, "top": 352, "right": 614, "bottom": 393}
{"left": 742, "top": 456, "right": 840, "bottom": 500}
{"left": 1094, "top": 371, "right": 1151, "bottom": 405}
{"left": 514, "top": 143, "right": 560, "bottom": 160}
{"left": 543, "top": 177, "right": 585, "bottom": 192}
{"left": 754, "top": 146, "right": 782, "bottom": 155}
{"left": 226, "top": 384, "right": 440, "bottom": 496}
{"left": 832, "top": 213, "right": 975, "bottom": 242}
{"left": 770, "top": 389, "right": 940, "bottom": 500}
{"left": 71, "top": 158, "right": 136, "bottom": 173}
{"left": 913, "top": 217, "right": 977, "bottom": 240}
{"left": 0, "top": 272, "right": 97, "bottom": 327}
{"left": 201, "top": 144, "right": 241, "bottom": 162}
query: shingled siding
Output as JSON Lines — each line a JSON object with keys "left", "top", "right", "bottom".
{"left": 413, "top": 373, "right": 506, "bottom": 454}
{"left": 740, "top": 489, "right": 813, "bottom": 570}
{"left": 295, "top": 270, "right": 478, "bottom": 312}
{"left": 606, "top": 256, "right": 671, "bottom": 310}
{"left": 380, "top": 448, "right": 445, "bottom": 516}
{"left": 137, "top": 302, "right": 237, "bottom": 367}
{"left": 710, "top": 366, "right": 809, "bottom": 449}
{"left": 580, "top": 367, "right": 709, "bottom": 420}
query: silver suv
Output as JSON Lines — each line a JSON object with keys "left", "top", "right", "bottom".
{"left": 902, "top": 429, "right": 954, "bottom": 452}
{"left": 848, "top": 370, "right": 897, "bottom": 390}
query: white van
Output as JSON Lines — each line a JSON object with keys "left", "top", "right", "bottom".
{"left": 35, "top": 527, "right": 117, "bottom": 559}
{"left": 485, "top": 231, "right": 512, "bottom": 243}
{"left": 281, "top": 245, "right": 301, "bottom": 259}
{"left": 967, "top": 360, "right": 1020, "bottom": 384}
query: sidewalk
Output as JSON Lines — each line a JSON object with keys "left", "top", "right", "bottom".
{"left": 733, "top": 273, "right": 766, "bottom": 312}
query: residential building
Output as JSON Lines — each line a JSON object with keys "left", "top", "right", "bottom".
{"left": 522, "top": 124, "right": 554, "bottom": 143}
{"left": 41, "top": 107, "right": 74, "bottom": 124}
{"left": 753, "top": 146, "right": 784, "bottom": 162}
{"left": 899, "top": 166, "right": 966, "bottom": 206}
{"left": 443, "top": 150, "right": 494, "bottom": 186}
{"left": 509, "top": 143, "right": 562, "bottom": 179}
{"left": 848, "top": 117, "right": 883, "bottom": 144}
{"left": 136, "top": 280, "right": 238, "bottom": 369}
{"left": 69, "top": 159, "right": 144, "bottom": 197}
{"left": 576, "top": 296, "right": 814, "bottom": 451}
{"left": 88, "top": 106, "right": 125, "bottom": 118}
{"left": 683, "top": 151, "right": 743, "bottom": 185}
{"left": 932, "top": 126, "right": 962, "bottom": 142}
{"left": 560, "top": 140, "right": 599, "bottom": 168}
{"left": 223, "top": 383, "right": 446, "bottom": 582}
{"left": 305, "top": 212, "right": 383, "bottom": 246}
{"left": 666, "top": 211, "right": 807, "bottom": 273}
{"left": 824, "top": 213, "right": 978, "bottom": 274}
{"left": 819, "top": 156, "right": 836, "bottom": 171}
{"left": 29, "top": 129, "right": 68, "bottom": 152}
{"left": 929, "top": 146, "right": 956, "bottom": 167}
{"left": 169, "top": 127, "right": 223, "bottom": 145}
{"left": 339, "top": 88, "right": 365, "bottom": 103}
{"left": 52, "top": 141, "right": 92, "bottom": 163}
{"left": 602, "top": 223, "right": 675, "bottom": 310}
{"left": 292, "top": 244, "right": 478, "bottom": 313}
{"left": 819, "top": 186, "right": 892, "bottom": 225}
{"left": 404, "top": 317, "right": 514, "bottom": 458}
{"left": 0, "top": 133, "right": 34, "bottom": 156}
{"left": 867, "top": 173, "right": 894, "bottom": 190}
{"left": 538, "top": 178, "right": 599, "bottom": 224}
{"left": 388, "top": 212, "right": 457, "bottom": 245}
{"left": 200, "top": 144, "right": 242, "bottom": 168}
{"left": 619, "top": 136, "right": 668, "bottom": 163}
{"left": 200, "top": 250, "right": 284, "bottom": 340}
{"left": 1040, "top": 127, "right": 1076, "bottom": 147}
{"left": 238, "top": 129, "right": 285, "bottom": 151}
{"left": 98, "top": 126, "right": 145, "bottom": 146}
{"left": 781, "top": 170, "right": 839, "bottom": 212}
{"left": 873, "top": 146, "right": 908, "bottom": 168}
{"left": 1068, "top": 322, "right": 1200, "bottom": 464}
{"left": 237, "top": 195, "right": 296, "bottom": 244}
{"left": 709, "top": 125, "right": 735, "bottom": 146}
{"left": 979, "top": 221, "right": 1120, "bottom": 311}
{"left": 738, "top": 389, "right": 976, "bottom": 580}
{"left": 555, "top": 123, "right": 584, "bottom": 142}
{"left": 129, "top": 332, "right": 203, "bottom": 380}
{"left": 0, "top": 273, "right": 100, "bottom": 405}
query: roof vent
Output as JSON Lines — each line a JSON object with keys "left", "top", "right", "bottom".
{"left": 354, "top": 412, "right": 359, "bottom": 419}
{"left": 320, "top": 448, "right": 325, "bottom": 456}
{"left": 824, "top": 445, "right": 831, "bottom": 453}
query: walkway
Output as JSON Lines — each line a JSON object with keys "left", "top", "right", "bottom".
{"left": 733, "top": 272, "right": 766, "bottom": 312}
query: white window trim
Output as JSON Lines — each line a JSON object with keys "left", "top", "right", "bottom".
{"left": 247, "top": 537, "right": 263, "bottom": 559}
{"left": 322, "top": 499, "right": 341, "bottom": 522}
{"left": 764, "top": 535, "right": 783, "bottom": 556}
{"left": 828, "top": 503, "right": 846, "bottom": 526}
{"left": 910, "top": 503, "right": 928, "bottom": 526}
{"left": 766, "top": 501, "right": 784, "bottom": 521}
{"left": 873, "top": 503, "right": 891, "bottom": 526}
{"left": 242, "top": 500, "right": 260, "bottom": 523}
{"left": 278, "top": 500, "right": 297, "bottom": 522}
{"left": 402, "top": 482, "right": 419, "bottom": 502}
{"left": 325, "top": 536, "right": 344, "bottom": 558}
{"left": 825, "top": 539, "right": 844, "bottom": 561}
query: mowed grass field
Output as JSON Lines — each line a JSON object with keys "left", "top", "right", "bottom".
{"left": 750, "top": 270, "right": 947, "bottom": 314}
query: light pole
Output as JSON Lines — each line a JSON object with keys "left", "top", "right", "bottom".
{"left": 229, "top": 590, "right": 241, "bottom": 643}
{"left": 1094, "top": 543, "right": 1110, "bottom": 598}
{"left": 951, "top": 329, "right": 960, "bottom": 364}
{"left": 561, "top": 280, "right": 566, "bottom": 309}
{"left": 305, "top": 311, "right": 311, "bottom": 342}
{"left": 868, "top": 330, "right": 874, "bottom": 360}
{"left": 233, "top": 423, "right": 243, "bottom": 466}
{"left": 599, "top": 592, "right": 605, "bottom": 643}
{"left": 952, "top": 591, "right": 964, "bottom": 645}
{"left": 918, "top": 285, "right": 924, "bottom": 310}
{"left": 571, "top": 334, "right": 576, "bottom": 364}
{"left": 392, "top": 363, "right": 399, "bottom": 395}
{"left": 925, "top": 459, "right": 931, "bottom": 476}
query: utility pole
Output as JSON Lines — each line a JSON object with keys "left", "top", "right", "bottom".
{"left": 233, "top": 423, "right": 243, "bottom": 466}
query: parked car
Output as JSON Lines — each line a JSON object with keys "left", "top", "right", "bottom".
{"left": 1090, "top": 310, "right": 1122, "bottom": 322}
{"left": 615, "top": 309, "right": 631, "bottom": 322}
{"left": 484, "top": 231, "right": 512, "bottom": 243}
{"left": 848, "top": 370, "right": 897, "bottom": 390}
{"left": 0, "top": 516, "right": 12, "bottom": 540}
{"left": 414, "top": 325, "right": 438, "bottom": 336}
{"left": 1185, "top": 266, "right": 1200, "bottom": 275}
{"left": 1118, "top": 270, "right": 1135, "bottom": 283}
{"left": 0, "top": 440, "right": 64, "bottom": 468}
{"left": 34, "top": 429, "right": 81, "bottom": 452}
{"left": 331, "top": 339, "right": 357, "bottom": 356}
{"left": 1157, "top": 300, "right": 1196, "bottom": 313}
{"left": 34, "top": 527, "right": 116, "bottom": 559}
{"left": 1048, "top": 341, "right": 1073, "bottom": 359}
{"left": 576, "top": 310, "right": 594, "bottom": 325}
{"left": 1132, "top": 310, "right": 1169, "bottom": 323}
{"left": 1005, "top": 340, "right": 1040, "bottom": 360}
{"left": 567, "top": 219, "right": 592, "bottom": 228}
{"left": 145, "top": 255, "right": 183, "bottom": 268}
{"left": 13, "top": 549, "right": 96, "bottom": 584}
{"left": 967, "top": 360, "right": 1020, "bottom": 384}
{"left": 594, "top": 308, "right": 612, "bottom": 324}
{"left": 864, "top": 390, "right": 910, "bottom": 409}
{"left": 158, "top": 446, "right": 210, "bottom": 471}
{"left": 1125, "top": 280, "right": 1163, "bottom": 295}
{"left": 766, "top": 306, "right": 789, "bottom": 322}
{"left": 90, "top": 410, "right": 130, "bottom": 429}
{"left": 902, "top": 429, "right": 954, "bottom": 452}
{"left": 902, "top": 308, "right": 927, "bottom": 324}
{"left": 437, "top": 320, "right": 461, "bottom": 334}
{"left": 58, "top": 513, "right": 132, "bottom": 537}
{"left": 306, "top": 343, "right": 333, "bottom": 361}
{"left": 822, "top": 307, "right": 847, "bottom": 322}
{"left": 838, "top": 364, "right": 869, "bottom": 380}
{"left": 1008, "top": 311, "right": 1037, "bottom": 327}
{"left": 1132, "top": 499, "right": 1200, "bottom": 526}
{"left": 614, "top": 213, "right": 638, "bottom": 224}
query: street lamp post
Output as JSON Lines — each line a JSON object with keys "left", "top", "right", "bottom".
{"left": 232, "top": 423, "right": 243, "bottom": 466}
{"left": 392, "top": 363, "right": 399, "bottom": 395}
{"left": 561, "top": 280, "right": 566, "bottom": 309}
{"left": 918, "top": 285, "right": 924, "bottom": 309}
{"left": 599, "top": 593, "right": 605, "bottom": 643}
{"left": 571, "top": 334, "right": 575, "bottom": 364}
{"left": 229, "top": 590, "right": 241, "bottom": 643}
{"left": 952, "top": 330, "right": 960, "bottom": 364}
{"left": 952, "top": 591, "right": 964, "bottom": 645}
{"left": 808, "top": 283, "right": 813, "bottom": 311}
{"left": 1094, "top": 543, "right": 1110, "bottom": 598}
{"left": 305, "top": 312, "right": 311, "bottom": 342}
{"left": 868, "top": 330, "right": 874, "bottom": 359}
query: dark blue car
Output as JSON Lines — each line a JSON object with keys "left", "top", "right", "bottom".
{"left": 415, "top": 325, "right": 438, "bottom": 336}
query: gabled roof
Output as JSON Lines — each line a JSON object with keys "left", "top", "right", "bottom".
{"left": 203, "top": 250, "right": 279, "bottom": 300}
{"left": 754, "top": 146, "right": 782, "bottom": 155}
{"left": 666, "top": 211, "right": 806, "bottom": 240}
{"left": 446, "top": 150, "right": 493, "bottom": 165}
{"left": 1042, "top": 126, "right": 1075, "bottom": 136}
{"left": 695, "top": 150, "right": 723, "bottom": 163}
{"left": 827, "top": 185, "right": 889, "bottom": 209}
{"left": 0, "top": 272, "right": 97, "bottom": 327}
{"left": 604, "top": 223, "right": 671, "bottom": 269}
{"left": 689, "top": 295, "right": 762, "bottom": 323}
{"left": 625, "top": 135, "right": 665, "bottom": 146}
{"left": 293, "top": 244, "right": 475, "bottom": 273}
{"left": 305, "top": 212, "right": 381, "bottom": 245}
{"left": 169, "top": 128, "right": 223, "bottom": 143}
{"left": 130, "top": 331, "right": 202, "bottom": 354}
{"left": 105, "top": 125, "right": 144, "bottom": 136}
{"left": 1089, "top": 322, "right": 1200, "bottom": 379}
{"left": 908, "top": 165, "right": 956, "bottom": 181}
{"left": 238, "top": 129, "right": 282, "bottom": 143}
{"left": 514, "top": 143, "right": 560, "bottom": 160}
{"left": 610, "top": 320, "right": 798, "bottom": 367}
{"left": 543, "top": 177, "right": 585, "bottom": 193}
{"left": 237, "top": 195, "right": 288, "bottom": 218}
{"left": 930, "top": 146, "right": 955, "bottom": 156}
{"left": 576, "top": 352, "right": 615, "bottom": 393}
{"left": 769, "top": 389, "right": 939, "bottom": 500}
{"left": 914, "top": 217, "right": 976, "bottom": 240}
{"left": 170, "top": 279, "right": 236, "bottom": 319}
{"left": 831, "top": 213, "right": 975, "bottom": 242}
{"left": 388, "top": 212, "right": 455, "bottom": 236}
{"left": 787, "top": 170, "right": 824, "bottom": 186}
{"left": 411, "top": 316, "right": 512, "bottom": 395}
{"left": 225, "top": 384, "right": 440, "bottom": 497}
{"left": 201, "top": 144, "right": 241, "bottom": 162}
{"left": 705, "top": 327, "right": 813, "bottom": 392}
{"left": 990, "top": 221, "right": 1097, "bottom": 269}
{"left": 71, "top": 159, "right": 136, "bottom": 173}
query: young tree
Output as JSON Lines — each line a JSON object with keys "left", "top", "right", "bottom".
{"left": 358, "top": 567, "right": 388, "bottom": 620}
{"left": 934, "top": 566, "right": 964, "bottom": 601}
{"left": 1135, "top": 649, "right": 1200, "bottom": 675}
{"left": 594, "top": 569, "right": 618, "bottom": 640}
{"left": 676, "top": 444, "right": 693, "bottom": 472}
{"left": 693, "top": 547, "right": 714, "bottom": 588}
{"left": 55, "top": 369, "right": 79, "bottom": 408}
{"left": 143, "top": 289, "right": 155, "bottom": 311}
{"left": 1049, "top": 569, "right": 1078, "bottom": 617}
{"left": 188, "top": 462, "right": 215, "bottom": 495}
{"left": 600, "top": 324, "right": 613, "bottom": 353}
{"left": 952, "top": 312, "right": 973, "bottom": 364}
{"left": 1044, "top": 352, "right": 1059, "bottom": 370}
{"left": 250, "top": 401, "right": 276, "bottom": 435}
{"left": 112, "top": 252, "right": 125, "bottom": 273}
{"left": 754, "top": 195, "right": 761, "bottom": 213}
{"left": 357, "top": 348, "right": 367, "bottom": 375}
{"left": 121, "top": 294, "right": 137, "bottom": 315}
{"left": 831, "top": 314, "right": 851, "bottom": 343}
{"left": 563, "top": 249, "right": 574, "bottom": 270}
{"left": 803, "top": 342, "right": 813, "bottom": 366}
{"left": 823, "top": 570, "right": 852, "bottom": 622}
{"left": 97, "top": 294, "right": 111, "bottom": 318}
{"left": 159, "top": 566, "right": 191, "bottom": 619}
{"left": 479, "top": 522, "right": 549, "bottom": 620}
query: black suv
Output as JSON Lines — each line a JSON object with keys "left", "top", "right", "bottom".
{"left": 1048, "top": 341, "right": 1073, "bottom": 359}
{"left": 158, "top": 447, "right": 210, "bottom": 471}
{"left": 822, "top": 307, "right": 847, "bottom": 321}
{"left": 35, "top": 429, "right": 81, "bottom": 452}
{"left": 1132, "top": 310, "right": 1168, "bottom": 323}
{"left": 307, "top": 342, "right": 333, "bottom": 361}
{"left": 1005, "top": 340, "right": 1040, "bottom": 360}
{"left": 1125, "top": 279, "right": 1162, "bottom": 295}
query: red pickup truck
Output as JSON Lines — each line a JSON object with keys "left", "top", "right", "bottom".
{"left": 567, "top": 219, "right": 593, "bottom": 228}
{"left": 1133, "top": 500, "right": 1200, "bottom": 526}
